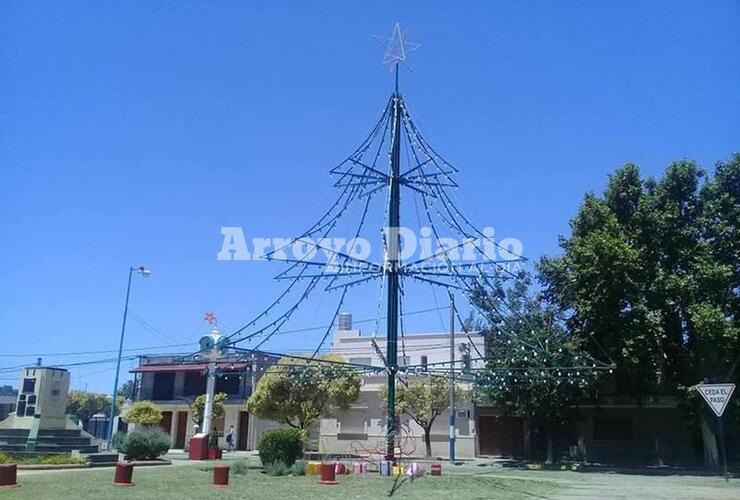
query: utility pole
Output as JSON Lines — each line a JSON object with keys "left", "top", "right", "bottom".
{"left": 108, "top": 265, "right": 150, "bottom": 448}
{"left": 449, "top": 293, "right": 456, "bottom": 463}
{"left": 248, "top": 355, "right": 257, "bottom": 449}
{"left": 385, "top": 62, "right": 402, "bottom": 463}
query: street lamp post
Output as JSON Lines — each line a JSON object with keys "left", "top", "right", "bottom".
{"left": 107, "top": 265, "right": 150, "bottom": 447}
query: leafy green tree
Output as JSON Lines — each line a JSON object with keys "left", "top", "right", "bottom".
{"left": 0, "top": 385, "right": 16, "bottom": 396}
{"left": 190, "top": 392, "right": 228, "bottom": 426}
{"left": 472, "top": 278, "right": 601, "bottom": 463}
{"left": 379, "top": 377, "right": 466, "bottom": 457}
{"left": 124, "top": 400, "right": 163, "bottom": 427}
{"left": 538, "top": 156, "right": 740, "bottom": 466}
{"left": 66, "top": 390, "right": 117, "bottom": 427}
{"left": 247, "top": 355, "right": 361, "bottom": 432}
{"left": 118, "top": 380, "right": 135, "bottom": 401}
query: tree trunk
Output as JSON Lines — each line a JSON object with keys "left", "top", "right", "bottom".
{"left": 424, "top": 427, "right": 432, "bottom": 458}
{"left": 545, "top": 421, "right": 554, "bottom": 465}
{"left": 523, "top": 418, "right": 532, "bottom": 460}
{"left": 700, "top": 416, "right": 719, "bottom": 468}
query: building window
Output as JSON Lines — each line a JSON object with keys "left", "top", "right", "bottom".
{"left": 152, "top": 372, "right": 176, "bottom": 400}
{"left": 420, "top": 356, "right": 428, "bottom": 371}
{"left": 215, "top": 373, "right": 241, "bottom": 395}
{"left": 593, "top": 417, "right": 634, "bottom": 441}
{"left": 183, "top": 371, "right": 207, "bottom": 396}
{"left": 22, "top": 378, "right": 36, "bottom": 394}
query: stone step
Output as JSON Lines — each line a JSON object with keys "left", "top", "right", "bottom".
{"left": 0, "top": 429, "right": 29, "bottom": 437}
{"left": 36, "top": 437, "right": 92, "bottom": 445}
{"left": 84, "top": 452, "right": 119, "bottom": 464}
{"left": 0, "top": 436, "right": 29, "bottom": 445}
{"left": 35, "top": 444, "right": 99, "bottom": 453}
{"left": 0, "top": 444, "right": 26, "bottom": 452}
{"left": 38, "top": 430, "right": 87, "bottom": 437}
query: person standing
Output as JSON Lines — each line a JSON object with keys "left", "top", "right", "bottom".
{"left": 225, "top": 425, "right": 236, "bottom": 452}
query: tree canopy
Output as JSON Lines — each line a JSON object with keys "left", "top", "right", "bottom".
{"left": 66, "top": 390, "right": 116, "bottom": 426}
{"left": 380, "top": 376, "right": 466, "bottom": 457}
{"left": 124, "top": 400, "right": 163, "bottom": 426}
{"left": 538, "top": 156, "right": 740, "bottom": 395}
{"left": 472, "top": 277, "right": 603, "bottom": 462}
{"left": 118, "top": 380, "right": 135, "bottom": 401}
{"left": 247, "top": 355, "right": 361, "bottom": 431}
{"left": 190, "top": 392, "right": 228, "bottom": 426}
{"left": 537, "top": 155, "right": 740, "bottom": 465}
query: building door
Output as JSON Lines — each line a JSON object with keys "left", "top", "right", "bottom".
{"left": 160, "top": 411, "right": 173, "bottom": 435}
{"left": 175, "top": 411, "right": 188, "bottom": 449}
{"left": 478, "top": 415, "right": 524, "bottom": 456}
{"left": 238, "top": 411, "right": 249, "bottom": 450}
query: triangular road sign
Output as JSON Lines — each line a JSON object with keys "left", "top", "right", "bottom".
{"left": 696, "top": 384, "right": 736, "bottom": 417}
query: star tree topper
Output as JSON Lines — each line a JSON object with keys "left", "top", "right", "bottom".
{"left": 373, "top": 22, "right": 421, "bottom": 69}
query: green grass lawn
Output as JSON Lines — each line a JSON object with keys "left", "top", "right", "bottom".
{"left": 9, "top": 462, "right": 740, "bottom": 499}
{"left": 9, "top": 464, "right": 555, "bottom": 500}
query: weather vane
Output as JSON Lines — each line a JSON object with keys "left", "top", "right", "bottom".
{"left": 373, "top": 22, "right": 421, "bottom": 72}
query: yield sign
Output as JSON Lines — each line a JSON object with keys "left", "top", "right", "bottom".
{"left": 696, "top": 384, "right": 736, "bottom": 417}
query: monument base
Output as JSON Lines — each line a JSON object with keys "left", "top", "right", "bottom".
{"left": 188, "top": 433, "right": 209, "bottom": 460}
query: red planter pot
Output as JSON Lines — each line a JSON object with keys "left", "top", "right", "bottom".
{"left": 319, "top": 463, "right": 338, "bottom": 485}
{"left": 430, "top": 463, "right": 442, "bottom": 476}
{"left": 208, "top": 447, "right": 222, "bottom": 460}
{"left": 113, "top": 462, "right": 135, "bottom": 486}
{"left": 213, "top": 464, "right": 230, "bottom": 488}
{"left": 0, "top": 464, "right": 19, "bottom": 488}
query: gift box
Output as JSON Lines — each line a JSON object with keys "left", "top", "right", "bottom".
{"left": 379, "top": 460, "right": 392, "bottom": 476}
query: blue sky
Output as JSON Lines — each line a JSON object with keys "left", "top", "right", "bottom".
{"left": 1, "top": 1, "right": 738, "bottom": 393}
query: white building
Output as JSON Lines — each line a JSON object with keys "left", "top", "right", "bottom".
{"left": 319, "top": 312, "right": 485, "bottom": 458}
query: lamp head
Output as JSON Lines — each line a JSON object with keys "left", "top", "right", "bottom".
{"left": 135, "top": 266, "right": 151, "bottom": 277}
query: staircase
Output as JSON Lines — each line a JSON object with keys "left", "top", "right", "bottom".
{"left": 0, "top": 428, "right": 99, "bottom": 455}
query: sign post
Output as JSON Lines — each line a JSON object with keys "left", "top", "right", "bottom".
{"left": 695, "top": 383, "right": 735, "bottom": 481}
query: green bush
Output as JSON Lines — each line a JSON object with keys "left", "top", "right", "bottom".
{"left": 124, "top": 400, "right": 163, "bottom": 426}
{"left": 290, "top": 460, "right": 306, "bottom": 476}
{"left": 110, "top": 431, "right": 127, "bottom": 451}
{"left": 231, "top": 459, "right": 249, "bottom": 475}
{"left": 208, "top": 430, "right": 220, "bottom": 448}
{"left": 263, "top": 461, "right": 290, "bottom": 476}
{"left": 0, "top": 452, "right": 84, "bottom": 465}
{"left": 117, "top": 430, "right": 170, "bottom": 460}
{"left": 41, "top": 455, "right": 85, "bottom": 465}
{"left": 258, "top": 428, "right": 305, "bottom": 467}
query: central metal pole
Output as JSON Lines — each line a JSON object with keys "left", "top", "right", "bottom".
{"left": 107, "top": 267, "right": 134, "bottom": 448}
{"left": 449, "top": 293, "right": 456, "bottom": 463}
{"left": 385, "top": 62, "right": 402, "bottom": 463}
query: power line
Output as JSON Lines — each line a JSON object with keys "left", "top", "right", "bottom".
{"left": 0, "top": 342, "right": 194, "bottom": 359}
